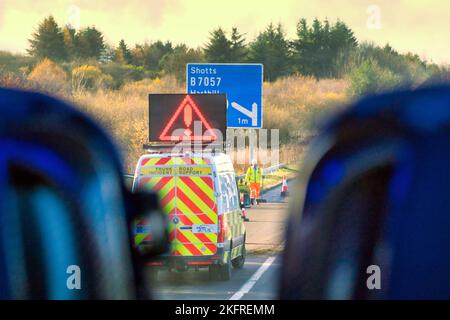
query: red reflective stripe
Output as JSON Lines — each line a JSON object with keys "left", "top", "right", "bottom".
{"left": 182, "top": 157, "right": 194, "bottom": 164}
{"left": 175, "top": 216, "right": 216, "bottom": 254}
{"left": 136, "top": 218, "right": 149, "bottom": 226}
{"left": 169, "top": 230, "right": 175, "bottom": 241}
{"left": 176, "top": 189, "right": 214, "bottom": 224}
{"left": 144, "top": 234, "right": 153, "bottom": 241}
{"left": 160, "top": 188, "right": 175, "bottom": 208}
{"left": 141, "top": 158, "right": 150, "bottom": 166}
{"left": 146, "top": 262, "right": 163, "bottom": 266}
{"left": 176, "top": 232, "right": 202, "bottom": 255}
{"left": 179, "top": 176, "right": 215, "bottom": 209}
{"left": 195, "top": 238, "right": 216, "bottom": 253}
{"left": 193, "top": 232, "right": 212, "bottom": 244}
{"left": 152, "top": 176, "right": 172, "bottom": 192}
{"left": 187, "top": 261, "right": 212, "bottom": 266}
{"left": 177, "top": 214, "right": 194, "bottom": 226}
{"left": 155, "top": 157, "right": 171, "bottom": 165}
{"left": 200, "top": 176, "right": 213, "bottom": 189}
{"left": 193, "top": 233, "right": 216, "bottom": 253}
{"left": 137, "top": 177, "right": 150, "bottom": 188}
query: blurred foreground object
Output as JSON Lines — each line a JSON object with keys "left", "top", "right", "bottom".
{"left": 0, "top": 88, "right": 167, "bottom": 299}
{"left": 280, "top": 85, "right": 450, "bottom": 299}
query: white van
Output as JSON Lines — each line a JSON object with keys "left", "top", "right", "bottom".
{"left": 132, "top": 152, "right": 246, "bottom": 280}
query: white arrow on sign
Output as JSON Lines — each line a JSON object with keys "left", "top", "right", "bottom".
{"left": 230, "top": 101, "right": 258, "bottom": 126}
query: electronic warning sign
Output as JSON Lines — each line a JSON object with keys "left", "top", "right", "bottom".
{"left": 149, "top": 94, "right": 226, "bottom": 142}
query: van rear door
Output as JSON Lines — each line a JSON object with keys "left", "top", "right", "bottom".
{"left": 174, "top": 174, "right": 217, "bottom": 256}
{"left": 134, "top": 156, "right": 218, "bottom": 257}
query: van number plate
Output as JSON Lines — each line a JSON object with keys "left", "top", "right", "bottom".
{"left": 192, "top": 224, "right": 217, "bottom": 233}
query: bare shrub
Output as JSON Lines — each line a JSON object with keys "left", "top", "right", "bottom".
{"left": 27, "top": 58, "right": 70, "bottom": 95}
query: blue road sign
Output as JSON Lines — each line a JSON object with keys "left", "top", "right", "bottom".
{"left": 187, "top": 63, "right": 263, "bottom": 128}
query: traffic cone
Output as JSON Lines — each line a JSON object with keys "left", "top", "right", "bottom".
{"left": 281, "top": 176, "right": 289, "bottom": 198}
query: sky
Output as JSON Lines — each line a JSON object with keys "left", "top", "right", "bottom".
{"left": 0, "top": 0, "right": 449, "bottom": 64}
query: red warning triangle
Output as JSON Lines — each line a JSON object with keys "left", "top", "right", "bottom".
{"left": 159, "top": 95, "right": 217, "bottom": 142}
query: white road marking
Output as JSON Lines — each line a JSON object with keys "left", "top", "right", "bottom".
{"left": 229, "top": 256, "right": 277, "bottom": 300}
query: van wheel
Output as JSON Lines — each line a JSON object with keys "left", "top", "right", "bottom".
{"left": 232, "top": 245, "right": 246, "bottom": 269}
{"left": 217, "top": 250, "right": 232, "bottom": 281}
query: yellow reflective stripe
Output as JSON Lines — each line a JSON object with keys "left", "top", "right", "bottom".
{"left": 158, "top": 177, "right": 174, "bottom": 199}
{"left": 134, "top": 234, "right": 146, "bottom": 246}
{"left": 171, "top": 157, "right": 183, "bottom": 165}
{"left": 177, "top": 178, "right": 215, "bottom": 216}
{"left": 145, "top": 157, "right": 161, "bottom": 166}
{"left": 179, "top": 232, "right": 213, "bottom": 255}
{"left": 174, "top": 242, "right": 193, "bottom": 256}
{"left": 190, "top": 176, "right": 215, "bottom": 204}
{"left": 140, "top": 176, "right": 161, "bottom": 189}
{"left": 191, "top": 157, "right": 208, "bottom": 165}
{"left": 163, "top": 198, "right": 175, "bottom": 215}
{"left": 176, "top": 201, "right": 205, "bottom": 225}
{"left": 204, "top": 232, "right": 217, "bottom": 242}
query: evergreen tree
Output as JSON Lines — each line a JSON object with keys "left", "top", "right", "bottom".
{"left": 204, "top": 28, "right": 232, "bottom": 62}
{"left": 115, "top": 39, "right": 133, "bottom": 64}
{"left": 292, "top": 18, "right": 357, "bottom": 78}
{"left": 247, "top": 23, "right": 291, "bottom": 81}
{"left": 76, "top": 26, "right": 105, "bottom": 60}
{"left": 230, "top": 27, "right": 247, "bottom": 62}
{"left": 99, "top": 44, "right": 115, "bottom": 63}
{"left": 28, "top": 16, "right": 67, "bottom": 61}
{"left": 329, "top": 20, "right": 358, "bottom": 76}
{"left": 62, "top": 25, "right": 77, "bottom": 60}
{"left": 291, "top": 18, "right": 313, "bottom": 75}
{"left": 132, "top": 41, "right": 173, "bottom": 71}
{"left": 160, "top": 44, "right": 205, "bottom": 82}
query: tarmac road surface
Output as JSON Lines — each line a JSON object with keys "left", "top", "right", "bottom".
{"left": 150, "top": 190, "right": 291, "bottom": 300}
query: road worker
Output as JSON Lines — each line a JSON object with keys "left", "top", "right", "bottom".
{"left": 245, "top": 159, "right": 263, "bottom": 205}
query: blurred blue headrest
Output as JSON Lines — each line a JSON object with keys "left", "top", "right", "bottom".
{"left": 324, "top": 85, "right": 450, "bottom": 135}
{"left": 0, "top": 88, "right": 135, "bottom": 299}
{"left": 0, "top": 88, "right": 122, "bottom": 170}
{"left": 283, "top": 85, "right": 450, "bottom": 299}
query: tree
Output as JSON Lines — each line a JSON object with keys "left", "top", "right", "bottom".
{"left": 247, "top": 23, "right": 291, "bottom": 81}
{"left": 329, "top": 20, "right": 358, "bottom": 76}
{"left": 131, "top": 41, "right": 173, "bottom": 72}
{"left": 28, "top": 16, "right": 67, "bottom": 61}
{"left": 76, "top": 26, "right": 105, "bottom": 60}
{"left": 230, "top": 27, "right": 247, "bottom": 62}
{"left": 204, "top": 28, "right": 232, "bottom": 62}
{"left": 62, "top": 25, "right": 77, "bottom": 60}
{"left": 160, "top": 44, "right": 205, "bottom": 82}
{"left": 348, "top": 59, "right": 401, "bottom": 96}
{"left": 115, "top": 39, "right": 132, "bottom": 64}
{"left": 27, "top": 58, "right": 70, "bottom": 94}
{"left": 99, "top": 44, "right": 115, "bottom": 63}
{"left": 292, "top": 18, "right": 357, "bottom": 78}
{"left": 71, "top": 64, "right": 112, "bottom": 91}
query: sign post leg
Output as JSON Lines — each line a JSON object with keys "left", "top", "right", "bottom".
{"left": 249, "top": 129, "right": 257, "bottom": 164}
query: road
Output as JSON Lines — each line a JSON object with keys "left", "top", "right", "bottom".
{"left": 150, "top": 182, "right": 294, "bottom": 300}
{"left": 261, "top": 179, "right": 296, "bottom": 203}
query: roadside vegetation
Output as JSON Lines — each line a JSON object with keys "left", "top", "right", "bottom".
{"left": 1, "top": 16, "right": 449, "bottom": 172}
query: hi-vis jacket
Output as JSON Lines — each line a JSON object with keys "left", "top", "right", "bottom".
{"left": 245, "top": 166, "right": 263, "bottom": 184}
